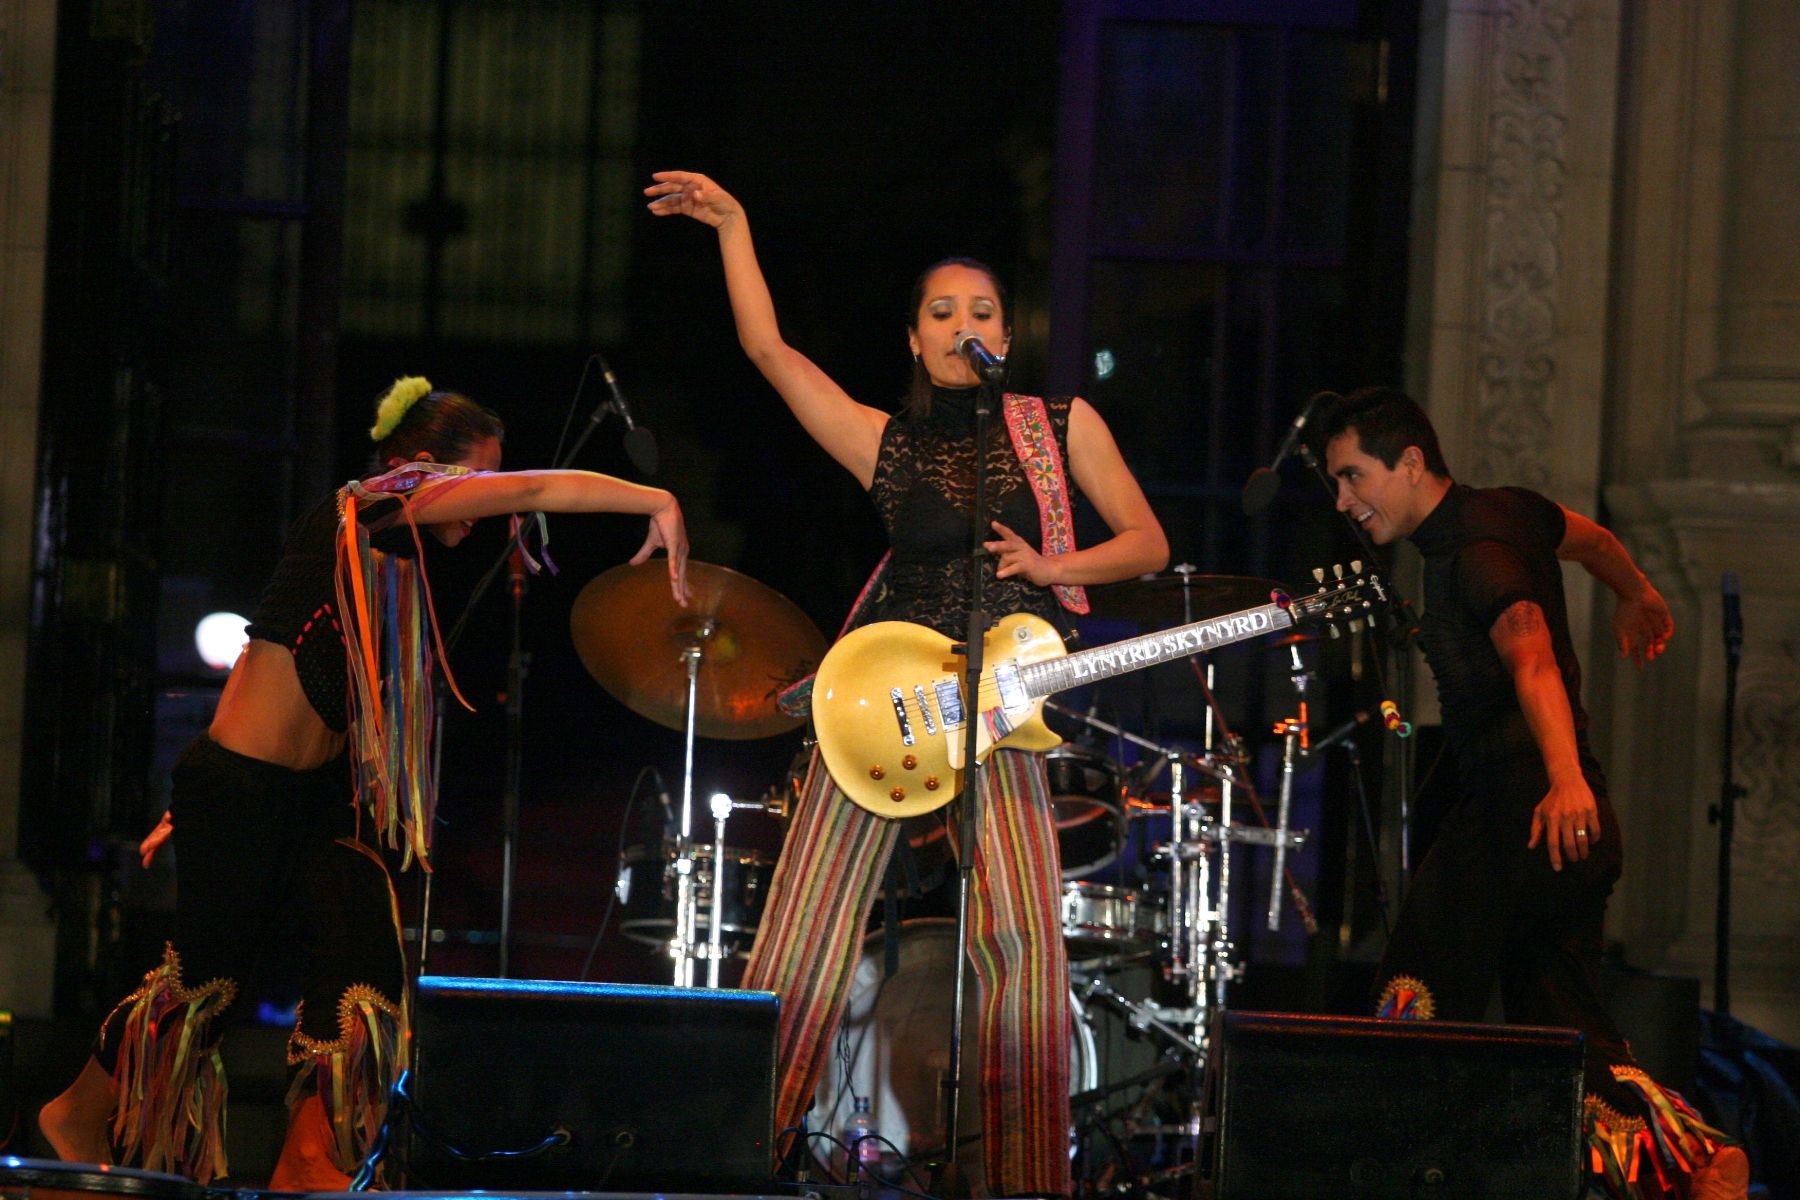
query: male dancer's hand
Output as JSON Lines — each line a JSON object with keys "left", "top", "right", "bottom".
{"left": 140, "top": 810, "right": 173, "bottom": 868}
{"left": 1527, "top": 778, "right": 1599, "bottom": 871}
{"left": 1613, "top": 583, "right": 1673, "bottom": 668}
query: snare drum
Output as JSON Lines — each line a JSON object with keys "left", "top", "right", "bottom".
{"left": 617, "top": 841, "right": 775, "bottom": 955}
{"left": 1061, "top": 880, "right": 1165, "bottom": 961}
{"left": 1044, "top": 744, "right": 1126, "bottom": 879}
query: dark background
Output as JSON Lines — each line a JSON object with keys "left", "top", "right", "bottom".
{"left": 24, "top": 0, "right": 1421, "bottom": 1016}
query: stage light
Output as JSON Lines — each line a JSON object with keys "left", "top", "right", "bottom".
{"left": 194, "top": 612, "right": 249, "bottom": 671}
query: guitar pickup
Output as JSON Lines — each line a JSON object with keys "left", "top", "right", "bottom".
{"left": 933, "top": 678, "right": 965, "bottom": 729}
{"left": 889, "top": 688, "right": 915, "bottom": 746}
{"left": 992, "top": 662, "right": 1027, "bottom": 710}
{"left": 914, "top": 685, "right": 938, "bottom": 736}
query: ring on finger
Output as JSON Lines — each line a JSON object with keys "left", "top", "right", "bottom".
{"left": 1575, "top": 829, "right": 1589, "bottom": 839}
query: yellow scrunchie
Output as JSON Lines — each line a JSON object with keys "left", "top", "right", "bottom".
{"left": 369, "top": 375, "right": 432, "bottom": 442}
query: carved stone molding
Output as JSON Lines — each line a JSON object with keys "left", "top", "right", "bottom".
{"left": 1474, "top": 0, "right": 1571, "bottom": 491}
{"left": 1736, "top": 643, "right": 1800, "bottom": 893}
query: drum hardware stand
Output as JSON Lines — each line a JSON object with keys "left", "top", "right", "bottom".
{"left": 668, "top": 622, "right": 713, "bottom": 987}
{"left": 1265, "top": 638, "right": 1313, "bottom": 932}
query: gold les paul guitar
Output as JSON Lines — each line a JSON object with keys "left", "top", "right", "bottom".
{"left": 812, "top": 566, "right": 1384, "bottom": 818}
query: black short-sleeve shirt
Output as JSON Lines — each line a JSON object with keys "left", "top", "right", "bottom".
{"left": 1408, "top": 484, "right": 1604, "bottom": 796}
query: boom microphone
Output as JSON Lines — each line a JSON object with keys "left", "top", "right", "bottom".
{"left": 953, "top": 331, "right": 1007, "bottom": 384}
{"left": 1242, "top": 391, "right": 1339, "bottom": 516}
{"left": 595, "top": 354, "right": 659, "bottom": 476}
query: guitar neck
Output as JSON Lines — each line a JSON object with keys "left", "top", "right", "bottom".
{"left": 1018, "top": 601, "right": 1294, "bottom": 698}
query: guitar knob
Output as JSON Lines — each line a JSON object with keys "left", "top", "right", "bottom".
{"left": 1351, "top": 559, "right": 1363, "bottom": 574}
{"left": 925, "top": 776, "right": 940, "bottom": 790}
{"left": 902, "top": 755, "right": 917, "bottom": 770}
{"left": 1327, "top": 625, "right": 1343, "bottom": 639}
{"left": 869, "top": 765, "right": 885, "bottom": 780}
{"left": 1334, "top": 563, "right": 1345, "bottom": 579}
{"left": 889, "top": 787, "right": 906, "bottom": 803}
{"left": 1312, "top": 568, "right": 1325, "bottom": 583}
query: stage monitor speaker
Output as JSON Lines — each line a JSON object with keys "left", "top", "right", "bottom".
{"left": 1209, "top": 1011, "right": 1584, "bottom": 1200}
{"left": 404, "top": 976, "right": 778, "bottom": 1193}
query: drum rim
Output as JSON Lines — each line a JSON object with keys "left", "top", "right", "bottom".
{"left": 0, "top": 1157, "right": 208, "bottom": 1199}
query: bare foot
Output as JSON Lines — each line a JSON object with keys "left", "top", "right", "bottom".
{"left": 38, "top": 1057, "right": 116, "bottom": 1165}
{"left": 1690, "top": 1145, "right": 1750, "bottom": 1200}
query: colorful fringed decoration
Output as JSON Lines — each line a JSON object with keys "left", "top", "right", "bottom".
{"left": 104, "top": 944, "right": 238, "bottom": 1183}
{"left": 286, "top": 984, "right": 409, "bottom": 1177}
{"left": 1584, "top": 1066, "right": 1735, "bottom": 1199}
{"left": 1374, "top": 973, "right": 1436, "bottom": 1020}
{"left": 335, "top": 462, "right": 482, "bottom": 871}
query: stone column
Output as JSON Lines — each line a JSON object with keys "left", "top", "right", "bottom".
{"left": 0, "top": 0, "right": 59, "bottom": 1018}
{"left": 1601, "top": 0, "right": 1800, "bottom": 1043}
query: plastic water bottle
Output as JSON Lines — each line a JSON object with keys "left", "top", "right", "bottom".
{"left": 841, "top": 1095, "right": 880, "bottom": 1179}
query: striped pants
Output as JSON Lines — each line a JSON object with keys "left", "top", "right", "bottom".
{"left": 743, "top": 746, "right": 1072, "bottom": 1197}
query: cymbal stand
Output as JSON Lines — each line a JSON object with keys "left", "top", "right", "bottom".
{"left": 668, "top": 621, "right": 715, "bottom": 988}
{"left": 1266, "top": 641, "right": 1313, "bottom": 931}
{"left": 706, "top": 790, "right": 733, "bottom": 988}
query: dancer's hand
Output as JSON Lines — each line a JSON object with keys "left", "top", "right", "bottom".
{"left": 632, "top": 493, "right": 692, "bottom": 606}
{"left": 644, "top": 171, "right": 741, "bottom": 229}
{"left": 1613, "top": 584, "right": 1673, "bottom": 668}
{"left": 1527, "top": 779, "right": 1600, "bottom": 871}
{"left": 140, "top": 810, "right": 173, "bottom": 868}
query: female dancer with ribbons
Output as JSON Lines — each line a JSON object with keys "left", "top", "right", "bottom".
{"left": 39, "top": 379, "right": 690, "bottom": 1189}
{"left": 648, "top": 169, "right": 1167, "bottom": 1196}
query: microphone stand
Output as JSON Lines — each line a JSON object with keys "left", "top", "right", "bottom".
{"left": 1709, "top": 577, "right": 1744, "bottom": 1015}
{"left": 937, "top": 374, "right": 998, "bottom": 1195}
{"left": 416, "top": 378, "right": 630, "bottom": 979}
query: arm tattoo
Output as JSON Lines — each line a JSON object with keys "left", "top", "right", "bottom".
{"left": 1500, "top": 600, "right": 1545, "bottom": 638}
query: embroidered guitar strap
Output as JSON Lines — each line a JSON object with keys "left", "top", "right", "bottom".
{"left": 1002, "top": 392, "right": 1089, "bottom": 615}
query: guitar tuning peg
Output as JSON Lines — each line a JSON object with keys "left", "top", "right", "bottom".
{"left": 1312, "top": 567, "right": 1325, "bottom": 583}
{"left": 1351, "top": 560, "right": 1363, "bottom": 575}
{"left": 1327, "top": 624, "right": 1343, "bottom": 639}
{"left": 1348, "top": 618, "right": 1364, "bottom": 634}
{"left": 1333, "top": 563, "right": 1345, "bottom": 580}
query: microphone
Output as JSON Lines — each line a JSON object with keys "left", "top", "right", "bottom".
{"left": 1722, "top": 572, "right": 1742, "bottom": 667}
{"left": 595, "top": 354, "right": 660, "bottom": 476}
{"left": 1242, "top": 391, "right": 1338, "bottom": 516}
{"left": 953, "top": 331, "right": 1007, "bottom": 384}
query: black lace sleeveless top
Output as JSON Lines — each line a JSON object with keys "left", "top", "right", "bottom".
{"left": 868, "top": 386, "right": 1073, "bottom": 639}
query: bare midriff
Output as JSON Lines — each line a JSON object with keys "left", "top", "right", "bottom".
{"left": 208, "top": 639, "right": 347, "bottom": 771}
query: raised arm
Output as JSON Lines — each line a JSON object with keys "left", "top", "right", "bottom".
{"left": 644, "top": 170, "right": 889, "bottom": 487}
{"left": 407, "top": 470, "right": 690, "bottom": 604}
{"left": 1556, "top": 506, "right": 1672, "bottom": 667}
{"left": 983, "top": 398, "right": 1169, "bottom": 587}
{"left": 1491, "top": 598, "right": 1598, "bottom": 871}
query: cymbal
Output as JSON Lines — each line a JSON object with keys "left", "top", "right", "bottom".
{"left": 1085, "top": 572, "right": 1285, "bottom": 626}
{"left": 570, "top": 561, "right": 827, "bottom": 740}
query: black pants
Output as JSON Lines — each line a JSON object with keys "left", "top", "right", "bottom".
{"left": 98, "top": 735, "right": 405, "bottom": 1067}
{"left": 1372, "top": 757, "right": 1641, "bottom": 1112}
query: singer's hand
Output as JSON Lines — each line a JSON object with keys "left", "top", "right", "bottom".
{"left": 1612, "top": 584, "right": 1672, "bottom": 669}
{"left": 984, "top": 520, "right": 1057, "bottom": 586}
{"left": 643, "top": 171, "right": 740, "bottom": 229}
{"left": 1526, "top": 778, "right": 1600, "bottom": 871}
{"left": 140, "top": 810, "right": 174, "bottom": 868}
{"left": 631, "top": 493, "right": 691, "bottom": 606}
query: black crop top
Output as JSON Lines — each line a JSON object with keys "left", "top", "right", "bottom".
{"left": 244, "top": 489, "right": 413, "bottom": 732}
{"left": 868, "top": 386, "right": 1072, "bottom": 639}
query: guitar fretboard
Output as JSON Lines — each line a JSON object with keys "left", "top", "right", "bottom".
{"left": 1018, "top": 602, "right": 1294, "bottom": 697}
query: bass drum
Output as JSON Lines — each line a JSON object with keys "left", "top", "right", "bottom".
{"left": 1044, "top": 745, "right": 1126, "bottom": 879}
{"left": 813, "top": 919, "right": 1097, "bottom": 1186}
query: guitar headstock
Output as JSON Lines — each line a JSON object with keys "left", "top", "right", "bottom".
{"left": 1289, "top": 562, "right": 1387, "bottom": 637}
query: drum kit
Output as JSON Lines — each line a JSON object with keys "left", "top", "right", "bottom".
{"left": 570, "top": 559, "right": 1355, "bottom": 1193}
